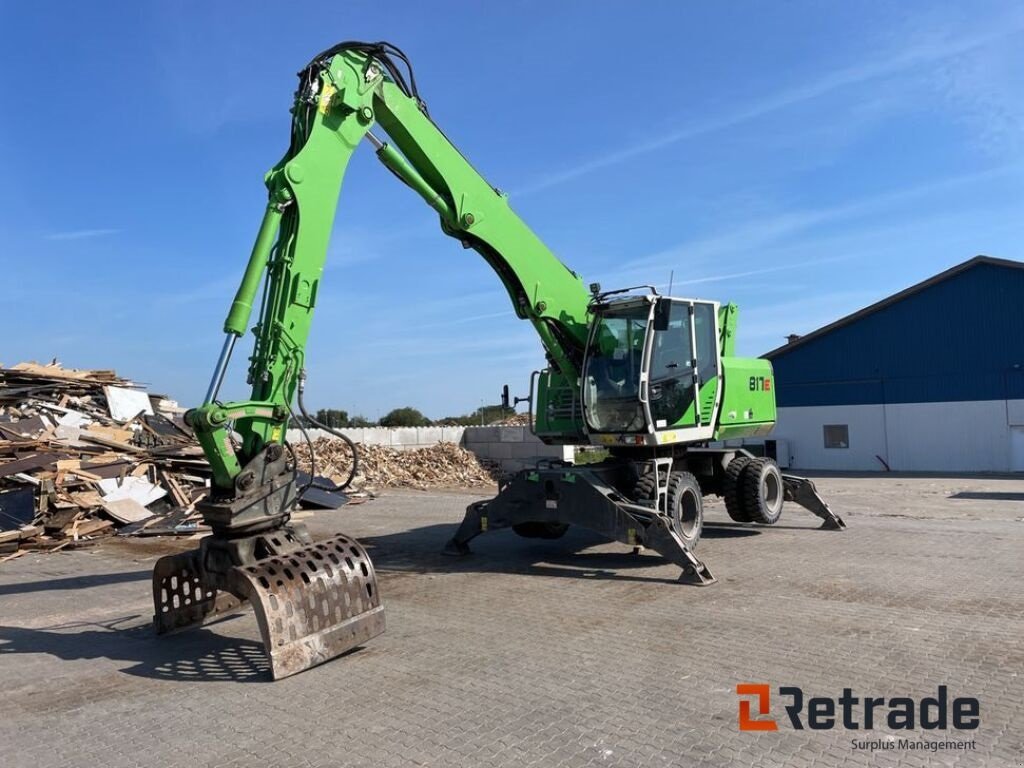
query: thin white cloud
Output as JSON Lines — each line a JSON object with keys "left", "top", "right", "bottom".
{"left": 611, "top": 162, "right": 1022, "bottom": 284}
{"left": 44, "top": 228, "right": 120, "bottom": 241}
{"left": 516, "top": 19, "right": 1024, "bottom": 195}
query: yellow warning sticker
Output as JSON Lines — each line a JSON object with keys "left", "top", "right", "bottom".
{"left": 318, "top": 84, "right": 337, "bottom": 115}
{"left": 270, "top": 426, "right": 282, "bottom": 442}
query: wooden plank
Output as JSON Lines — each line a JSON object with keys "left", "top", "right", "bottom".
{"left": 79, "top": 433, "right": 144, "bottom": 453}
{"left": 83, "top": 425, "right": 134, "bottom": 443}
{"left": 0, "top": 526, "right": 42, "bottom": 544}
{"left": 158, "top": 468, "right": 189, "bottom": 507}
{"left": 69, "top": 491, "right": 103, "bottom": 508}
{"left": 73, "top": 519, "right": 114, "bottom": 537}
{"left": 0, "top": 452, "right": 59, "bottom": 478}
{"left": 100, "top": 497, "right": 153, "bottom": 524}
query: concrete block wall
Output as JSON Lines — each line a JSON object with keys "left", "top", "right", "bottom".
{"left": 286, "top": 426, "right": 466, "bottom": 450}
{"left": 461, "top": 425, "right": 574, "bottom": 471}
{"left": 285, "top": 424, "right": 574, "bottom": 472}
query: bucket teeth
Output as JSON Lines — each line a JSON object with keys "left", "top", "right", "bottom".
{"left": 226, "top": 534, "right": 385, "bottom": 680}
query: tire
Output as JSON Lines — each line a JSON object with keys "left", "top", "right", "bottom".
{"left": 512, "top": 522, "right": 570, "bottom": 539}
{"left": 723, "top": 456, "right": 753, "bottom": 522}
{"left": 666, "top": 471, "right": 703, "bottom": 550}
{"left": 632, "top": 471, "right": 659, "bottom": 508}
{"left": 741, "top": 457, "right": 784, "bottom": 525}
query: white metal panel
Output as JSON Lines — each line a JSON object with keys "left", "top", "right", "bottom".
{"left": 774, "top": 400, "right": 1017, "bottom": 472}
{"left": 772, "top": 404, "right": 888, "bottom": 471}
{"left": 1007, "top": 399, "right": 1024, "bottom": 426}
{"left": 884, "top": 400, "right": 1010, "bottom": 472}
{"left": 1011, "top": 427, "right": 1024, "bottom": 472}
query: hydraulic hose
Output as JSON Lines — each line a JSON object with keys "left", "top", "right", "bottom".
{"left": 296, "top": 369, "right": 359, "bottom": 491}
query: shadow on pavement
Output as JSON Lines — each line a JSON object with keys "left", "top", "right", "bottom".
{"left": 949, "top": 491, "right": 1024, "bottom": 501}
{"left": 360, "top": 521, "right": 761, "bottom": 585}
{"left": 0, "top": 615, "right": 273, "bottom": 683}
{"left": 0, "top": 569, "right": 152, "bottom": 597}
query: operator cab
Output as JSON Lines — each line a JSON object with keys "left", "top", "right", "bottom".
{"left": 581, "top": 293, "right": 721, "bottom": 446}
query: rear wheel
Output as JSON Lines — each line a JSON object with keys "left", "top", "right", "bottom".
{"left": 632, "top": 471, "right": 658, "bottom": 507}
{"left": 666, "top": 471, "right": 703, "bottom": 550}
{"left": 742, "top": 457, "right": 784, "bottom": 525}
{"left": 512, "top": 522, "right": 570, "bottom": 539}
{"left": 723, "top": 456, "right": 752, "bottom": 522}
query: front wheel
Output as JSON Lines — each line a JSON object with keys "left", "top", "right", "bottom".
{"left": 742, "top": 457, "right": 784, "bottom": 525}
{"left": 722, "top": 456, "right": 753, "bottom": 522}
{"left": 666, "top": 471, "right": 704, "bottom": 550}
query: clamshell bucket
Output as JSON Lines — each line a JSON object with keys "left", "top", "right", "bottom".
{"left": 153, "top": 533, "right": 384, "bottom": 680}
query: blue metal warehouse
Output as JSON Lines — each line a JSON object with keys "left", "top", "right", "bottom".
{"left": 763, "top": 256, "right": 1024, "bottom": 472}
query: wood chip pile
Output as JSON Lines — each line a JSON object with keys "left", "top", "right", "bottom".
{"left": 493, "top": 412, "right": 530, "bottom": 426}
{"left": 293, "top": 438, "right": 501, "bottom": 490}
{"left": 0, "top": 362, "right": 211, "bottom": 558}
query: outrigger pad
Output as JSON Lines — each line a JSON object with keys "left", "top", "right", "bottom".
{"left": 782, "top": 474, "right": 847, "bottom": 530}
{"left": 226, "top": 534, "right": 385, "bottom": 680}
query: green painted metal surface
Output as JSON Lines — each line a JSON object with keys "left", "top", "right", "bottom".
{"left": 714, "top": 357, "right": 777, "bottom": 439}
{"left": 190, "top": 42, "right": 781, "bottom": 491}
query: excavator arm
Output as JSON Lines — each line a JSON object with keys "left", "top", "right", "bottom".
{"left": 156, "top": 42, "right": 596, "bottom": 678}
{"left": 190, "top": 42, "right": 591, "bottom": 492}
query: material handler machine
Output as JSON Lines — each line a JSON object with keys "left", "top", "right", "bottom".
{"left": 153, "top": 41, "right": 845, "bottom": 679}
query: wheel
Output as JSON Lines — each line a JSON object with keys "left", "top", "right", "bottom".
{"left": 512, "top": 522, "right": 570, "bottom": 539}
{"left": 632, "top": 471, "right": 659, "bottom": 507}
{"left": 723, "top": 456, "right": 752, "bottom": 522}
{"left": 666, "top": 471, "right": 703, "bottom": 550}
{"left": 741, "top": 457, "right": 784, "bottom": 525}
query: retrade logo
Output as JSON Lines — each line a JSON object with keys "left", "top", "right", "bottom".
{"left": 736, "top": 684, "right": 979, "bottom": 732}
{"left": 736, "top": 684, "right": 778, "bottom": 731}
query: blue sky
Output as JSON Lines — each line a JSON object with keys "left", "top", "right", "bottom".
{"left": 2, "top": 1, "right": 1022, "bottom": 420}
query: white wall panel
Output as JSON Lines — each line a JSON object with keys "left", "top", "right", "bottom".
{"left": 1007, "top": 398, "right": 1024, "bottom": 426}
{"left": 774, "top": 400, "right": 1021, "bottom": 471}
{"left": 883, "top": 401, "right": 1010, "bottom": 472}
{"left": 773, "top": 404, "right": 888, "bottom": 471}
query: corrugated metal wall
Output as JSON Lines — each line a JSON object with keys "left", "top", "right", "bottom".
{"left": 767, "top": 262, "right": 1024, "bottom": 407}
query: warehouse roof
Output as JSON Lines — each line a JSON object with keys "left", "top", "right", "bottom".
{"left": 762, "top": 255, "right": 1024, "bottom": 360}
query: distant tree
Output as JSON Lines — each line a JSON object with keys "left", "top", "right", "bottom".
{"left": 314, "top": 408, "right": 350, "bottom": 428}
{"left": 348, "top": 415, "right": 376, "bottom": 427}
{"left": 435, "top": 404, "right": 514, "bottom": 426}
{"left": 379, "top": 406, "right": 431, "bottom": 427}
{"left": 474, "top": 404, "right": 514, "bottom": 425}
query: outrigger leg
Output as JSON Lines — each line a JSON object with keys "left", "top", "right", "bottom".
{"left": 443, "top": 465, "right": 715, "bottom": 586}
{"left": 782, "top": 474, "right": 846, "bottom": 530}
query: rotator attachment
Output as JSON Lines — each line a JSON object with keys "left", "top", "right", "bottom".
{"left": 226, "top": 535, "right": 384, "bottom": 679}
{"left": 781, "top": 474, "right": 847, "bottom": 530}
{"left": 152, "top": 445, "right": 384, "bottom": 679}
{"left": 153, "top": 528, "right": 384, "bottom": 679}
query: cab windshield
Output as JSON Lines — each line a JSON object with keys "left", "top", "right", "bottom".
{"left": 583, "top": 304, "right": 649, "bottom": 433}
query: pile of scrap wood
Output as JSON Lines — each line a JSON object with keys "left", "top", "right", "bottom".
{"left": 0, "top": 361, "right": 504, "bottom": 559}
{"left": 293, "top": 438, "right": 501, "bottom": 491}
{"left": 0, "top": 362, "right": 211, "bottom": 557}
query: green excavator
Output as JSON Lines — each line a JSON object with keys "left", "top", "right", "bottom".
{"left": 153, "top": 40, "right": 845, "bottom": 680}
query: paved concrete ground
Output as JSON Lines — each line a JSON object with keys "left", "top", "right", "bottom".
{"left": 0, "top": 474, "right": 1021, "bottom": 767}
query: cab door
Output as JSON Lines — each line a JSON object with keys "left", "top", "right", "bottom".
{"left": 692, "top": 301, "right": 721, "bottom": 426}
{"left": 648, "top": 299, "right": 720, "bottom": 431}
{"left": 648, "top": 300, "right": 698, "bottom": 430}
